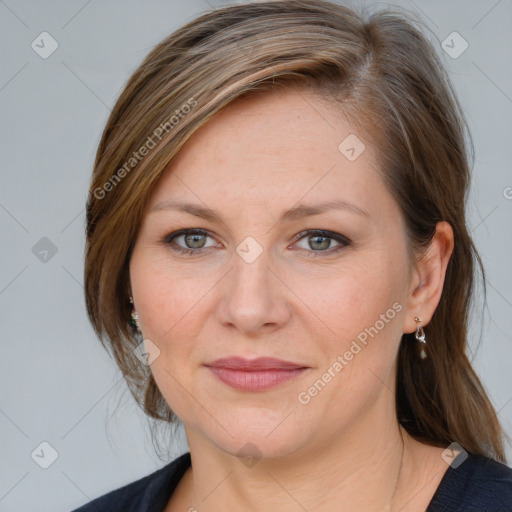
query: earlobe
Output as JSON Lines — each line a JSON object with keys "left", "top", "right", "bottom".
{"left": 403, "top": 221, "right": 454, "bottom": 334}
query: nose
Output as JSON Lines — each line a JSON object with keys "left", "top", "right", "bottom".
{"left": 216, "top": 248, "right": 292, "bottom": 335}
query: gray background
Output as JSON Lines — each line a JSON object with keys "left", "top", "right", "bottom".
{"left": 1, "top": 0, "right": 511, "bottom": 510}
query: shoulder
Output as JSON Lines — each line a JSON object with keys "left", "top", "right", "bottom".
{"left": 427, "top": 451, "right": 512, "bottom": 512}
{"left": 70, "top": 452, "right": 191, "bottom": 512}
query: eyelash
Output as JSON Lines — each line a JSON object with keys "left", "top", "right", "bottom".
{"left": 161, "top": 228, "right": 351, "bottom": 257}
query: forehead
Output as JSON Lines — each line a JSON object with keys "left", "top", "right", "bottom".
{"left": 147, "top": 88, "right": 389, "bottom": 220}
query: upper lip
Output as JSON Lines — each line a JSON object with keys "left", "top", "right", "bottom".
{"left": 204, "top": 357, "right": 308, "bottom": 371}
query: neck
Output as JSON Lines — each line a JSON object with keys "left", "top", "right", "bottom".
{"left": 182, "top": 405, "right": 415, "bottom": 512}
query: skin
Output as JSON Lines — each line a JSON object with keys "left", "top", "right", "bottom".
{"left": 129, "top": 87, "right": 455, "bottom": 512}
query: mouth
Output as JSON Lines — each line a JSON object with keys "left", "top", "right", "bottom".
{"left": 203, "top": 357, "right": 310, "bottom": 392}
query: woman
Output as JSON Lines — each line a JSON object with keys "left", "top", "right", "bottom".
{"left": 73, "top": 1, "right": 512, "bottom": 511}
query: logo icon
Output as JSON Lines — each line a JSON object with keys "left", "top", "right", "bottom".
{"left": 31, "top": 32, "right": 59, "bottom": 59}
{"left": 236, "top": 236, "right": 263, "bottom": 264}
{"left": 338, "top": 134, "right": 366, "bottom": 161}
{"left": 237, "top": 442, "right": 262, "bottom": 468}
{"left": 32, "top": 237, "right": 58, "bottom": 263}
{"left": 441, "top": 442, "right": 468, "bottom": 469}
{"left": 134, "top": 338, "right": 161, "bottom": 365}
{"left": 31, "top": 441, "right": 59, "bottom": 469}
{"left": 441, "top": 32, "right": 468, "bottom": 59}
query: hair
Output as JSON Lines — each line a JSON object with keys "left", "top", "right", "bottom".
{"left": 84, "top": 0, "right": 507, "bottom": 462}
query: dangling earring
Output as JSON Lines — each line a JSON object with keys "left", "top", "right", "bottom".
{"left": 129, "top": 296, "right": 141, "bottom": 333}
{"left": 414, "top": 316, "right": 427, "bottom": 359}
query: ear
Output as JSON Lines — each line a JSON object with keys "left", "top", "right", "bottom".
{"left": 402, "top": 221, "right": 454, "bottom": 334}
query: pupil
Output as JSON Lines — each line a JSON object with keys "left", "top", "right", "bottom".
{"left": 310, "top": 235, "right": 330, "bottom": 250}
{"left": 185, "top": 233, "right": 206, "bottom": 248}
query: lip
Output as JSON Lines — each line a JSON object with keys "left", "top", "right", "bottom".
{"left": 204, "top": 357, "right": 309, "bottom": 392}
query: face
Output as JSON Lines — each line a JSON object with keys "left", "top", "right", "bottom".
{"left": 129, "top": 88, "right": 413, "bottom": 460}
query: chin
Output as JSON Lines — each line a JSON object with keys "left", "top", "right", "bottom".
{"left": 198, "top": 406, "right": 315, "bottom": 462}
{"left": 219, "top": 433, "right": 306, "bottom": 463}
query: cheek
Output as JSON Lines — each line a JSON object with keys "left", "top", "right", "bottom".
{"left": 130, "top": 247, "right": 212, "bottom": 339}
{"left": 296, "top": 252, "right": 402, "bottom": 343}
{"left": 298, "top": 252, "right": 406, "bottom": 394}
{"left": 129, "top": 251, "right": 209, "bottom": 420}
{"left": 292, "top": 278, "right": 404, "bottom": 433}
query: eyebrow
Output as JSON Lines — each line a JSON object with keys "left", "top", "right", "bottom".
{"left": 151, "top": 199, "right": 369, "bottom": 223}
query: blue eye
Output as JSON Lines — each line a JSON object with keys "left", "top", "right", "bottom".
{"left": 162, "top": 229, "right": 217, "bottom": 256}
{"left": 162, "top": 229, "right": 351, "bottom": 257}
{"left": 292, "top": 230, "right": 351, "bottom": 256}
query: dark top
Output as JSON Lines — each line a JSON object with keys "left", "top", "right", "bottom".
{"left": 71, "top": 451, "right": 512, "bottom": 511}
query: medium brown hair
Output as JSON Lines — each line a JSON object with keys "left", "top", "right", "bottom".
{"left": 84, "top": 0, "right": 507, "bottom": 462}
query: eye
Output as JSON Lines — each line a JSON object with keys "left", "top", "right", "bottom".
{"left": 292, "top": 230, "right": 351, "bottom": 256}
{"left": 162, "top": 228, "right": 351, "bottom": 257}
{"left": 162, "top": 229, "right": 219, "bottom": 256}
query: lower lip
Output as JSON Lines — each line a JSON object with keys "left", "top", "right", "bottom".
{"left": 206, "top": 367, "right": 308, "bottom": 391}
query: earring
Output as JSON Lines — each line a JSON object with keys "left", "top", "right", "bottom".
{"left": 129, "top": 296, "right": 141, "bottom": 332}
{"left": 414, "top": 316, "right": 427, "bottom": 359}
